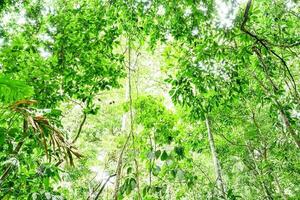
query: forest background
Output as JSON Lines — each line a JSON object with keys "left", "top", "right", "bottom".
{"left": 0, "top": 0, "right": 299, "bottom": 199}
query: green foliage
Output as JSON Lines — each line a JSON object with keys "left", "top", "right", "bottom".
{"left": 0, "top": 0, "right": 299, "bottom": 199}
{"left": 133, "top": 95, "right": 176, "bottom": 144}
{"left": 0, "top": 75, "right": 33, "bottom": 103}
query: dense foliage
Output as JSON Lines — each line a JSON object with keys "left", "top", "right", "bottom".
{"left": 0, "top": 0, "right": 299, "bottom": 199}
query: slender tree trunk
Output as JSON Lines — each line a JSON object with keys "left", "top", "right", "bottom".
{"left": 72, "top": 112, "right": 87, "bottom": 143}
{"left": 113, "top": 133, "right": 130, "bottom": 200}
{"left": 278, "top": 108, "right": 300, "bottom": 148}
{"left": 274, "top": 175, "right": 287, "bottom": 200}
{"left": 113, "top": 79, "right": 129, "bottom": 199}
{"left": 243, "top": 0, "right": 300, "bottom": 149}
{"left": 205, "top": 115, "right": 226, "bottom": 198}
{"left": 252, "top": 74, "right": 300, "bottom": 148}
{"left": 95, "top": 174, "right": 116, "bottom": 200}
{"left": 113, "top": 47, "right": 130, "bottom": 200}
{"left": 121, "top": 80, "right": 129, "bottom": 132}
{"left": 245, "top": 143, "right": 273, "bottom": 200}
{"left": 128, "top": 40, "right": 141, "bottom": 200}
{"left": 113, "top": 34, "right": 141, "bottom": 199}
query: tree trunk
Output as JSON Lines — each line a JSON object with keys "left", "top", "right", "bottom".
{"left": 274, "top": 175, "right": 287, "bottom": 200}
{"left": 252, "top": 74, "right": 300, "bottom": 149}
{"left": 244, "top": 143, "right": 273, "bottom": 200}
{"left": 278, "top": 108, "right": 300, "bottom": 148}
{"left": 205, "top": 115, "right": 226, "bottom": 198}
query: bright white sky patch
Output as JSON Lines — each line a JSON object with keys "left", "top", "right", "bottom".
{"left": 184, "top": 7, "right": 192, "bottom": 17}
{"left": 89, "top": 165, "right": 115, "bottom": 187}
{"left": 157, "top": 5, "right": 166, "bottom": 16}
{"left": 1, "top": 8, "right": 27, "bottom": 26}
{"left": 214, "top": 0, "right": 247, "bottom": 28}
{"left": 0, "top": 38, "right": 4, "bottom": 46}
{"left": 291, "top": 109, "right": 300, "bottom": 119}
{"left": 41, "top": 0, "right": 56, "bottom": 16}
{"left": 73, "top": 3, "right": 81, "bottom": 9}
{"left": 2, "top": 13, "right": 11, "bottom": 25}
{"left": 16, "top": 16, "right": 26, "bottom": 25}
{"left": 136, "top": 0, "right": 152, "bottom": 11}
{"left": 195, "top": 59, "right": 231, "bottom": 82}
{"left": 48, "top": 25, "right": 57, "bottom": 33}
{"left": 38, "top": 47, "right": 52, "bottom": 58}
{"left": 197, "top": 2, "right": 208, "bottom": 14}
{"left": 285, "top": 0, "right": 297, "bottom": 10}
{"left": 165, "top": 31, "right": 174, "bottom": 42}
{"left": 37, "top": 33, "right": 54, "bottom": 43}
{"left": 97, "top": 150, "right": 107, "bottom": 161}
{"left": 192, "top": 27, "right": 199, "bottom": 36}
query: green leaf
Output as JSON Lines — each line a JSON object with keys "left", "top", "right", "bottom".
{"left": 155, "top": 150, "right": 161, "bottom": 159}
{"left": 0, "top": 76, "right": 34, "bottom": 103}
{"left": 161, "top": 151, "right": 168, "bottom": 161}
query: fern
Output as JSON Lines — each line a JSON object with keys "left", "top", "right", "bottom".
{"left": 0, "top": 75, "right": 34, "bottom": 103}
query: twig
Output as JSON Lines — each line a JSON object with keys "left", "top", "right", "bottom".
{"left": 95, "top": 174, "right": 116, "bottom": 200}
{"left": 113, "top": 132, "right": 131, "bottom": 199}
{"left": 72, "top": 112, "right": 87, "bottom": 143}
{"left": 241, "top": 0, "right": 299, "bottom": 100}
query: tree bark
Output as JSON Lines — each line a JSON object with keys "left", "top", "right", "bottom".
{"left": 205, "top": 115, "right": 226, "bottom": 198}
{"left": 242, "top": 0, "right": 300, "bottom": 148}
{"left": 244, "top": 143, "right": 273, "bottom": 200}
{"left": 253, "top": 74, "right": 300, "bottom": 148}
{"left": 274, "top": 175, "right": 287, "bottom": 200}
{"left": 72, "top": 112, "right": 87, "bottom": 143}
{"left": 113, "top": 33, "right": 141, "bottom": 199}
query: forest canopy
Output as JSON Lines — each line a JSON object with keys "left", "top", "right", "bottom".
{"left": 0, "top": 0, "right": 299, "bottom": 199}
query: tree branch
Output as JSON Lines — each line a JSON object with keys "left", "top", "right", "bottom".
{"left": 241, "top": 0, "right": 299, "bottom": 101}
{"left": 95, "top": 174, "right": 116, "bottom": 200}
{"left": 72, "top": 112, "right": 87, "bottom": 144}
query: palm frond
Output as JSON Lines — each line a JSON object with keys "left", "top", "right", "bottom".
{"left": 10, "top": 100, "right": 83, "bottom": 166}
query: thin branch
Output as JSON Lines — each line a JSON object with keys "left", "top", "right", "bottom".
{"left": 269, "top": 41, "right": 300, "bottom": 48}
{"left": 113, "top": 133, "right": 131, "bottom": 199}
{"left": 128, "top": 33, "right": 142, "bottom": 200}
{"left": 252, "top": 46, "right": 279, "bottom": 92}
{"left": 241, "top": 0, "right": 299, "bottom": 99}
{"left": 95, "top": 174, "right": 116, "bottom": 200}
{"left": 72, "top": 112, "right": 87, "bottom": 143}
{"left": 218, "top": 133, "right": 247, "bottom": 147}
{"left": 252, "top": 73, "right": 300, "bottom": 148}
